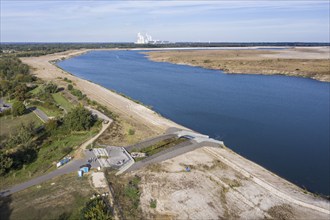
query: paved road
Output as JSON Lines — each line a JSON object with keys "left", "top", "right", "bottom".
{"left": 0, "top": 159, "right": 86, "bottom": 197}
{"left": 31, "top": 107, "right": 49, "bottom": 122}
{"left": 125, "top": 140, "right": 200, "bottom": 173}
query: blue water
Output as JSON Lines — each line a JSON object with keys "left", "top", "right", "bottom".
{"left": 58, "top": 50, "right": 330, "bottom": 195}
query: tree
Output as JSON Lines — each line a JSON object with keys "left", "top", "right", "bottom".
{"left": 45, "top": 119, "right": 59, "bottom": 133}
{"left": 14, "top": 83, "right": 29, "bottom": 101}
{"left": 12, "top": 101, "right": 26, "bottom": 116}
{"left": 0, "top": 152, "right": 13, "bottom": 175}
{"left": 63, "top": 106, "right": 97, "bottom": 131}
{"left": 44, "top": 82, "right": 58, "bottom": 93}
{"left": 67, "top": 84, "right": 73, "bottom": 90}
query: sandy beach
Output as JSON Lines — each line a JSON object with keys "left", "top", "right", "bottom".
{"left": 20, "top": 49, "right": 330, "bottom": 218}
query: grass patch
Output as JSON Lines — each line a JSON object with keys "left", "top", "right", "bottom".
{"left": 52, "top": 92, "right": 74, "bottom": 112}
{"left": 139, "top": 138, "right": 187, "bottom": 157}
{"left": 0, "top": 173, "right": 95, "bottom": 220}
{"left": 29, "top": 85, "right": 42, "bottom": 95}
{"left": 0, "top": 111, "right": 43, "bottom": 138}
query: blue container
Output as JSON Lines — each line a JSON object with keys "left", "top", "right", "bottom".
{"left": 80, "top": 167, "right": 89, "bottom": 173}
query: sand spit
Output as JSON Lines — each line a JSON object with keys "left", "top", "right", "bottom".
{"left": 20, "top": 49, "right": 329, "bottom": 219}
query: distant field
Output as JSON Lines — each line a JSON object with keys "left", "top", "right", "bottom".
{"left": 0, "top": 111, "right": 42, "bottom": 138}
{"left": 0, "top": 173, "right": 94, "bottom": 220}
{"left": 145, "top": 47, "right": 330, "bottom": 82}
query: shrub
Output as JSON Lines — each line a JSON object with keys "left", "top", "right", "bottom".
{"left": 0, "top": 109, "right": 11, "bottom": 117}
{"left": 45, "top": 119, "right": 59, "bottom": 132}
{"left": 80, "top": 198, "right": 112, "bottom": 220}
{"left": 61, "top": 146, "right": 73, "bottom": 155}
{"left": 128, "top": 128, "right": 135, "bottom": 135}
{"left": 67, "top": 84, "right": 73, "bottom": 90}
{"left": 44, "top": 82, "right": 58, "bottom": 93}
{"left": 150, "top": 199, "right": 157, "bottom": 208}
{"left": 12, "top": 101, "right": 26, "bottom": 116}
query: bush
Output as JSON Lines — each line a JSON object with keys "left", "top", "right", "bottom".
{"left": 63, "top": 77, "right": 72, "bottom": 83}
{"left": 150, "top": 199, "right": 157, "bottom": 209}
{"left": 44, "top": 82, "right": 58, "bottom": 93}
{"left": 128, "top": 128, "right": 135, "bottom": 135}
{"left": 80, "top": 198, "right": 112, "bottom": 220}
{"left": 0, "top": 152, "right": 13, "bottom": 175}
{"left": 12, "top": 101, "right": 26, "bottom": 116}
{"left": 45, "top": 119, "right": 59, "bottom": 132}
{"left": 0, "top": 108, "right": 11, "bottom": 117}
{"left": 67, "top": 84, "right": 73, "bottom": 90}
{"left": 61, "top": 146, "right": 73, "bottom": 155}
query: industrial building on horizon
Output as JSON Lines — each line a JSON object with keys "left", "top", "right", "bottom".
{"left": 135, "top": 32, "right": 170, "bottom": 44}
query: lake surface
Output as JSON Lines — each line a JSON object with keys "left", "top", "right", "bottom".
{"left": 58, "top": 50, "right": 330, "bottom": 195}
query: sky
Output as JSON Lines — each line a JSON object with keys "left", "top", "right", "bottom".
{"left": 1, "top": 0, "right": 329, "bottom": 42}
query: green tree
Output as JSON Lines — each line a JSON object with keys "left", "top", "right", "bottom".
{"left": 44, "top": 82, "right": 58, "bottom": 93}
{"left": 67, "top": 84, "right": 73, "bottom": 90}
{"left": 0, "top": 152, "right": 13, "bottom": 175}
{"left": 12, "top": 101, "right": 26, "bottom": 116}
{"left": 63, "top": 106, "right": 97, "bottom": 131}
{"left": 14, "top": 83, "right": 29, "bottom": 101}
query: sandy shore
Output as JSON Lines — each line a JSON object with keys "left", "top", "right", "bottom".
{"left": 20, "top": 49, "right": 330, "bottom": 218}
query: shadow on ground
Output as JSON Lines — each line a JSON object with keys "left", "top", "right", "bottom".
{"left": 0, "top": 194, "right": 12, "bottom": 220}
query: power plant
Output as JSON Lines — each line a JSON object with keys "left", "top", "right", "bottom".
{"left": 135, "top": 32, "right": 170, "bottom": 44}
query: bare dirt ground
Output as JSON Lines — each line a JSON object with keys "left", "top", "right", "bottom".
{"left": 145, "top": 47, "right": 330, "bottom": 82}
{"left": 91, "top": 172, "right": 107, "bottom": 188}
{"left": 134, "top": 146, "right": 330, "bottom": 219}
